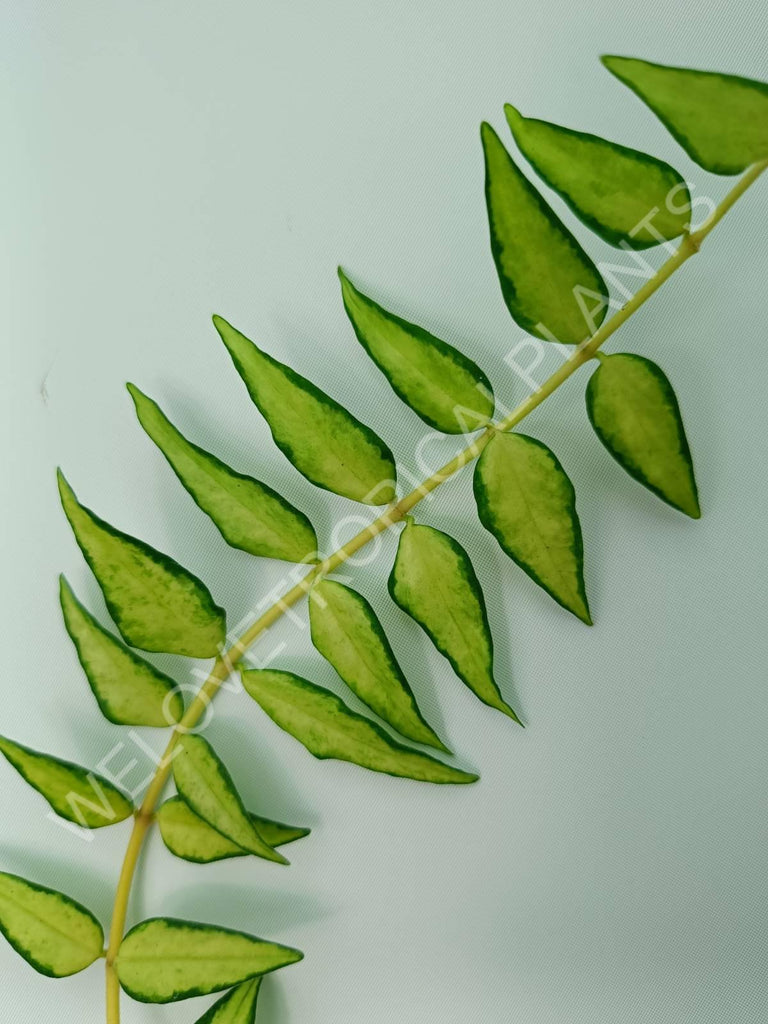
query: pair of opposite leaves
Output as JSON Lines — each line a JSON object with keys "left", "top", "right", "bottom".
{"left": 0, "top": 715, "right": 310, "bottom": 853}
{"left": 484, "top": 56, "right": 768, "bottom": 343}
{"left": 0, "top": 736, "right": 308, "bottom": 1005}
{"left": 256, "top": 533, "right": 517, "bottom": 784}
{"left": 2, "top": 487, "right": 483, "bottom": 810}
{"left": 133, "top": 292, "right": 698, "bottom": 631}
{"left": 0, "top": 558, "right": 487, "bottom": 860}
{"left": 0, "top": 870, "right": 298, "bottom": 1014}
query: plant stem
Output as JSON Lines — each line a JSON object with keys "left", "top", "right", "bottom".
{"left": 104, "top": 159, "right": 766, "bottom": 1022}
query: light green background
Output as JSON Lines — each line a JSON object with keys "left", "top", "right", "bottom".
{"left": 2, "top": 2, "right": 767, "bottom": 1022}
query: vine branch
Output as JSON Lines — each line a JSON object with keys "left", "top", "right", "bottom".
{"left": 104, "top": 158, "right": 767, "bottom": 1023}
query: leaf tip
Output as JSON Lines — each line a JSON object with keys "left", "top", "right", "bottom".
{"left": 273, "top": 852, "right": 291, "bottom": 866}
{"left": 56, "top": 468, "right": 75, "bottom": 505}
{"left": 504, "top": 103, "right": 523, "bottom": 129}
{"left": 685, "top": 499, "right": 702, "bottom": 520}
{"left": 337, "top": 265, "right": 355, "bottom": 300}
{"left": 212, "top": 314, "right": 241, "bottom": 355}
{"left": 600, "top": 54, "right": 624, "bottom": 74}
{"left": 58, "top": 573, "right": 74, "bottom": 604}
{"left": 501, "top": 703, "right": 524, "bottom": 727}
{"left": 211, "top": 313, "right": 230, "bottom": 339}
{"left": 480, "top": 121, "right": 506, "bottom": 161}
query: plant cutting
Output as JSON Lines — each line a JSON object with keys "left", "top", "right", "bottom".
{"left": 1, "top": 55, "right": 766, "bottom": 1024}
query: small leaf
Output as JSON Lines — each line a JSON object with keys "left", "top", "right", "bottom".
{"left": 586, "top": 353, "right": 700, "bottom": 518}
{"left": 0, "top": 872, "right": 104, "bottom": 978}
{"left": 474, "top": 433, "right": 591, "bottom": 624}
{"left": 242, "top": 669, "right": 478, "bottom": 785}
{"left": 309, "top": 579, "right": 448, "bottom": 751}
{"left": 389, "top": 521, "right": 520, "bottom": 723}
{"left": 482, "top": 121, "right": 609, "bottom": 344}
{"left": 172, "top": 735, "right": 288, "bottom": 865}
{"left": 127, "top": 384, "right": 318, "bottom": 563}
{"left": 59, "top": 575, "right": 183, "bottom": 726}
{"left": 194, "top": 979, "right": 262, "bottom": 1024}
{"left": 115, "top": 918, "right": 302, "bottom": 1003}
{"left": 338, "top": 268, "right": 494, "bottom": 433}
{"left": 602, "top": 56, "right": 768, "bottom": 175}
{"left": 504, "top": 105, "right": 691, "bottom": 248}
{"left": 214, "top": 315, "right": 396, "bottom": 505}
{"left": 156, "top": 796, "right": 309, "bottom": 864}
{"left": 0, "top": 735, "right": 133, "bottom": 828}
{"left": 58, "top": 471, "right": 226, "bottom": 658}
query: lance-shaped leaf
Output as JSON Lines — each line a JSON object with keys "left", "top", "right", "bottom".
{"left": 309, "top": 579, "right": 448, "bottom": 752}
{"left": 214, "top": 315, "right": 396, "bottom": 505}
{"left": 59, "top": 575, "right": 183, "bottom": 726}
{"left": 389, "top": 521, "right": 521, "bottom": 723}
{"left": 115, "top": 918, "right": 302, "bottom": 1003}
{"left": 127, "top": 385, "right": 318, "bottom": 563}
{"left": 58, "top": 471, "right": 226, "bottom": 658}
{"left": 586, "top": 353, "right": 700, "bottom": 518}
{"left": 0, "top": 736, "right": 133, "bottom": 828}
{"left": 504, "top": 105, "right": 691, "bottom": 248}
{"left": 172, "top": 735, "right": 288, "bottom": 865}
{"left": 602, "top": 56, "right": 768, "bottom": 176}
{"left": 195, "top": 979, "right": 262, "bottom": 1024}
{"left": 156, "top": 796, "right": 309, "bottom": 864}
{"left": 474, "top": 433, "right": 591, "bottom": 624}
{"left": 0, "top": 872, "right": 104, "bottom": 978}
{"left": 338, "top": 269, "right": 494, "bottom": 433}
{"left": 242, "top": 669, "right": 478, "bottom": 785}
{"left": 482, "top": 122, "right": 609, "bottom": 344}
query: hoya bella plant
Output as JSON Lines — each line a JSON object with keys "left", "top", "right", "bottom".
{"left": 1, "top": 56, "right": 766, "bottom": 1023}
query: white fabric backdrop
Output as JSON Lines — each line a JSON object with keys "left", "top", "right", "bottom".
{"left": 2, "top": 2, "right": 767, "bottom": 1022}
